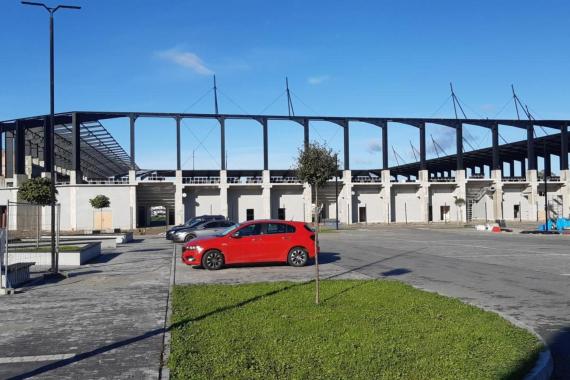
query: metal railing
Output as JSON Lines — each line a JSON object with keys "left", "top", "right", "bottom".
{"left": 430, "top": 177, "right": 456, "bottom": 183}
{"left": 270, "top": 176, "right": 300, "bottom": 183}
{"left": 502, "top": 176, "right": 526, "bottom": 182}
{"left": 352, "top": 176, "right": 381, "bottom": 183}
{"left": 87, "top": 178, "right": 129, "bottom": 185}
{"left": 182, "top": 177, "right": 221, "bottom": 184}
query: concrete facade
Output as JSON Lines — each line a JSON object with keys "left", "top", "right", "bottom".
{"left": 1, "top": 166, "right": 568, "bottom": 231}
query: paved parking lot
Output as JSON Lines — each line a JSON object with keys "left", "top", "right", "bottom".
{"left": 1, "top": 227, "right": 568, "bottom": 379}
{"left": 176, "top": 227, "right": 570, "bottom": 379}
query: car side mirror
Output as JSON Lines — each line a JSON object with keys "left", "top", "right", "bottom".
{"left": 231, "top": 233, "right": 241, "bottom": 239}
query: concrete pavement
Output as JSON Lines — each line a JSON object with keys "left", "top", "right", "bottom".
{"left": 0, "top": 237, "right": 173, "bottom": 380}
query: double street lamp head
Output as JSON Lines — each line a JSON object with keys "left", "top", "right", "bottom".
{"left": 21, "top": 1, "right": 81, "bottom": 13}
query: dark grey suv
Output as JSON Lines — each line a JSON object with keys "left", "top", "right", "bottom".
{"left": 166, "top": 215, "right": 225, "bottom": 240}
{"left": 170, "top": 219, "right": 238, "bottom": 243}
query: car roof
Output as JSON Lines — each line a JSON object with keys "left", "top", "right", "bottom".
{"left": 240, "top": 219, "right": 305, "bottom": 226}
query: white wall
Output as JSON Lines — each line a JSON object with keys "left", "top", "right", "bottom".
{"left": 228, "top": 187, "right": 263, "bottom": 222}
{"left": 430, "top": 186, "right": 461, "bottom": 222}
{"left": 352, "top": 186, "right": 383, "bottom": 223}
{"left": 503, "top": 186, "right": 532, "bottom": 221}
{"left": 58, "top": 185, "right": 135, "bottom": 231}
{"left": 184, "top": 188, "right": 221, "bottom": 220}
{"left": 271, "top": 187, "right": 305, "bottom": 221}
{"left": 471, "top": 194, "right": 493, "bottom": 221}
{"left": 391, "top": 186, "right": 422, "bottom": 223}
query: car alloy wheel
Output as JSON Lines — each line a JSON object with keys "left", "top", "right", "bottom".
{"left": 203, "top": 250, "right": 224, "bottom": 270}
{"left": 184, "top": 234, "right": 195, "bottom": 242}
{"left": 288, "top": 247, "right": 308, "bottom": 267}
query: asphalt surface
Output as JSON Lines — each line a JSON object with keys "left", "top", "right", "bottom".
{"left": 0, "top": 237, "right": 173, "bottom": 380}
{"left": 1, "top": 228, "right": 568, "bottom": 379}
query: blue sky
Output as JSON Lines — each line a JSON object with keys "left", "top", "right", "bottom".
{"left": 1, "top": 0, "right": 569, "bottom": 171}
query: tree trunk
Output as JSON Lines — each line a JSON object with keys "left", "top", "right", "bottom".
{"left": 314, "top": 185, "right": 320, "bottom": 305}
{"left": 36, "top": 204, "right": 40, "bottom": 249}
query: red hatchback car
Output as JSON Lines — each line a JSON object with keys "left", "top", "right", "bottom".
{"left": 181, "top": 220, "right": 316, "bottom": 270}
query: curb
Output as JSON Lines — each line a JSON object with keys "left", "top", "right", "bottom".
{"left": 158, "top": 243, "right": 177, "bottom": 379}
{"left": 523, "top": 349, "right": 553, "bottom": 380}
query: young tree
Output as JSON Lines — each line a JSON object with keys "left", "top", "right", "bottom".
{"left": 295, "top": 142, "right": 338, "bottom": 304}
{"left": 454, "top": 197, "right": 466, "bottom": 222}
{"left": 18, "top": 178, "right": 58, "bottom": 248}
{"left": 90, "top": 195, "right": 111, "bottom": 231}
{"left": 18, "top": 177, "right": 57, "bottom": 206}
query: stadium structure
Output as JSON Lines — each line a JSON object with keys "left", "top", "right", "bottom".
{"left": 0, "top": 108, "right": 568, "bottom": 231}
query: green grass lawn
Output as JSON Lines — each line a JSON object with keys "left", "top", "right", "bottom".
{"left": 169, "top": 280, "right": 541, "bottom": 380}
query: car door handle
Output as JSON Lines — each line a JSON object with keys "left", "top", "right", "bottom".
{"left": 281, "top": 236, "right": 291, "bottom": 240}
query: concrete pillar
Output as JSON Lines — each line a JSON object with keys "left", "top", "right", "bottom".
{"left": 381, "top": 169, "right": 391, "bottom": 223}
{"left": 526, "top": 169, "right": 539, "bottom": 221}
{"left": 455, "top": 170, "right": 467, "bottom": 222}
{"left": 129, "top": 170, "right": 137, "bottom": 229}
{"left": 560, "top": 169, "right": 570, "bottom": 218}
{"left": 302, "top": 183, "right": 312, "bottom": 223}
{"left": 342, "top": 170, "right": 353, "bottom": 224}
{"left": 25, "top": 155, "right": 33, "bottom": 178}
{"left": 262, "top": 170, "right": 271, "bottom": 219}
{"left": 418, "top": 170, "right": 430, "bottom": 223}
{"left": 69, "top": 184, "right": 78, "bottom": 231}
{"left": 174, "top": 170, "right": 184, "bottom": 225}
{"left": 219, "top": 170, "right": 229, "bottom": 218}
{"left": 491, "top": 169, "right": 503, "bottom": 220}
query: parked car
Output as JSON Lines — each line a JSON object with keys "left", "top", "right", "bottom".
{"left": 181, "top": 220, "right": 317, "bottom": 270}
{"left": 170, "top": 219, "right": 238, "bottom": 243}
{"left": 166, "top": 215, "right": 225, "bottom": 240}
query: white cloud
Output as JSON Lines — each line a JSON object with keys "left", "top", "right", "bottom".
{"left": 367, "top": 140, "right": 382, "bottom": 154}
{"left": 307, "top": 75, "right": 330, "bottom": 85}
{"left": 156, "top": 48, "right": 214, "bottom": 75}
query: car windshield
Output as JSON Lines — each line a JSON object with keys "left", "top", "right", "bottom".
{"left": 185, "top": 219, "right": 205, "bottom": 228}
{"left": 217, "top": 224, "right": 238, "bottom": 236}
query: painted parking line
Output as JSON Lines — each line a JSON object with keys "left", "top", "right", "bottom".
{"left": 561, "top": 274, "right": 570, "bottom": 276}
{"left": 0, "top": 354, "right": 75, "bottom": 364}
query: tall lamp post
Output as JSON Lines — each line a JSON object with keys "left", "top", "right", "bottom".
{"left": 22, "top": 1, "right": 81, "bottom": 274}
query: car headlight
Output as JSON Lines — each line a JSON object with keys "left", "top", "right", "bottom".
{"left": 185, "top": 245, "right": 204, "bottom": 253}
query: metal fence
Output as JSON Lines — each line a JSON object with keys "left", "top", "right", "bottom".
{"left": 3, "top": 201, "right": 61, "bottom": 280}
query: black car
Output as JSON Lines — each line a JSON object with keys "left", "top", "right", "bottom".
{"left": 166, "top": 215, "right": 225, "bottom": 240}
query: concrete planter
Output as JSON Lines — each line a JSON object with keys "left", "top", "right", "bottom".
{"left": 7, "top": 242, "right": 101, "bottom": 267}
{"left": 1, "top": 263, "right": 33, "bottom": 288}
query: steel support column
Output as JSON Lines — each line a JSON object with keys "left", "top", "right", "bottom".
{"left": 419, "top": 122, "right": 426, "bottom": 170}
{"left": 561, "top": 124, "right": 568, "bottom": 170}
{"left": 520, "top": 159, "right": 526, "bottom": 174}
{"left": 544, "top": 154, "right": 551, "bottom": 177}
{"left": 492, "top": 123, "right": 500, "bottom": 170}
{"left": 129, "top": 114, "right": 136, "bottom": 170}
{"left": 527, "top": 123, "right": 536, "bottom": 170}
{"left": 382, "top": 123, "right": 388, "bottom": 170}
{"left": 342, "top": 120, "right": 350, "bottom": 170}
{"left": 14, "top": 121, "right": 26, "bottom": 175}
{"left": 43, "top": 116, "right": 52, "bottom": 172}
{"left": 5, "top": 132, "right": 14, "bottom": 178}
{"left": 303, "top": 119, "right": 309, "bottom": 150}
{"left": 176, "top": 117, "right": 181, "bottom": 170}
{"left": 219, "top": 118, "right": 226, "bottom": 170}
{"left": 456, "top": 122, "right": 463, "bottom": 170}
{"left": 0, "top": 128, "right": 3, "bottom": 177}
{"left": 71, "top": 112, "right": 81, "bottom": 176}
{"left": 262, "top": 118, "right": 269, "bottom": 170}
